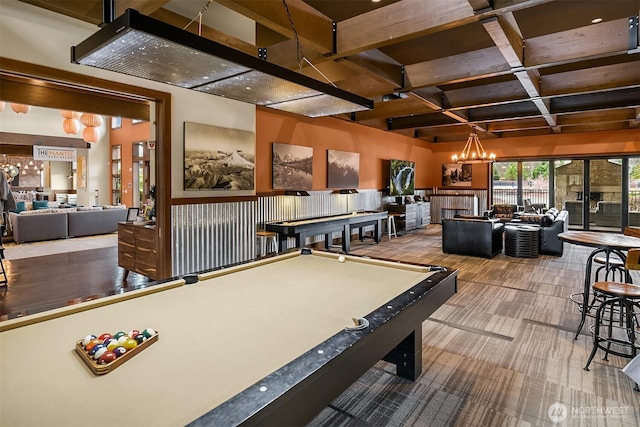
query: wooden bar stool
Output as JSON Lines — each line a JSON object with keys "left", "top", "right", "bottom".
{"left": 584, "top": 248, "right": 640, "bottom": 391}
{"left": 385, "top": 214, "right": 397, "bottom": 240}
{"left": 256, "top": 231, "right": 278, "bottom": 257}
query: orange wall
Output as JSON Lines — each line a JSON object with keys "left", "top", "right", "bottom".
{"left": 258, "top": 107, "right": 638, "bottom": 193}
{"left": 109, "top": 119, "right": 151, "bottom": 206}
{"left": 256, "top": 107, "right": 434, "bottom": 192}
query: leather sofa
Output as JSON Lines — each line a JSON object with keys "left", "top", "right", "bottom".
{"left": 442, "top": 217, "right": 504, "bottom": 258}
{"left": 9, "top": 207, "right": 127, "bottom": 243}
{"left": 516, "top": 208, "right": 568, "bottom": 256}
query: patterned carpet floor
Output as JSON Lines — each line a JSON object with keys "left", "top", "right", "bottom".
{"left": 308, "top": 226, "right": 640, "bottom": 427}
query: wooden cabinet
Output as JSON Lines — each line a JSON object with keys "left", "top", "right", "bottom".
{"left": 118, "top": 222, "right": 157, "bottom": 280}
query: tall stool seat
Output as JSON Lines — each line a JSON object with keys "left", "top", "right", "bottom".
{"left": 584, "top": 248, "right": 640, "bottom": 391}
{"left": 256, "top": 231, "right": 278, "bottom": 257}
{"left": 385, "top": 214, "right": 397, "bottom": 240}
{"left": 593, "top": 255, "right": 625, "bottom": 282}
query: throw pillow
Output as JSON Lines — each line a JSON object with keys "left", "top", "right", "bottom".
{"left": 494, "top": 205, "right": 514, "bottom": 215}
{"left": 32, "top": 200, "right": 49, "bottom": 210}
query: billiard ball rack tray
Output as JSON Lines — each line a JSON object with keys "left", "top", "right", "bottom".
{"left": 75, "top": 333, "right": 159, "bottom": 375}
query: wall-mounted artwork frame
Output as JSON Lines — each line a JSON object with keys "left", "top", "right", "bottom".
{"left": 183, "top": 122, "right": 255, "bottom": 192}
{"left": 272, "top": 143, "right": 313, "bottom": 190}
{"left": 442, "top": 163, "right": 472, "bottom": 187}
{"left": 327, "top": 150, "right": 359, "bottom": 189}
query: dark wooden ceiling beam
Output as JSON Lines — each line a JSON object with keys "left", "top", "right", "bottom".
{"left": 353, "top": 97, "right": 435, "bottom": 122}
{"left": 542, "top": 61, "right": 640, "bottom": 96}
{"left": 481, "top": 14, "right": 523, "bottom": 68}
{"left": 19, "top": 0, "right": 170, "bottom": 25}
{"left": 338, "top": 0, "right": 475, "bottom": 56}
{"left": 149, "top": 7, "right": 258, "bottom": 56}
{"left": 339, "top": 50, "right": 404, "bottom": 90}
{"left": 19, "top": 0, "right": 104, "bottom": 25}
{"left": 481, "top": 12, "right": 559, "bottom": 131}
{"left": 115, "top": 0, "right": 171, "bottom": 17}
{"left": 405, "top": 47, "right": 511, "bottom": 88}
{"left": 215, "top": 0, "right": 334, "bottom": 54}
{"left": 525, "top": 18, "right": 631, "bottom": 67}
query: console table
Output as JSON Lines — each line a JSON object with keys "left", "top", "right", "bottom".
{"left": 118, "top": 222, "right": 157, "bottom": 280}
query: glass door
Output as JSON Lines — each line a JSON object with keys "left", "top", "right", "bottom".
{"left": 628, "top": 157, "right": 640, "bottom": 228}
{"left": 590, "top": 159, "right": 622, "bottom": 231}
{"left": 522, "top": 160, "right": 549, "bottom": 212}
{"left": 554, "top": 160, "right": 584, "bottom": 229}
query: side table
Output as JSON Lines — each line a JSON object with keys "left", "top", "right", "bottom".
{"left": 505, "top": 225, "right": 539, "bottom": 258}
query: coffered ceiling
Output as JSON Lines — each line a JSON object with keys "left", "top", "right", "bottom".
{"left": 19, "top": 0, "right": 640, "bottom": 143}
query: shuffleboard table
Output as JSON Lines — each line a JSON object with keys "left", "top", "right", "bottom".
{"left": 266, "top": 210, "right": 388, "bottom": 253}
{"left": 0, "top": 250, "right": 456, "bottom": 426}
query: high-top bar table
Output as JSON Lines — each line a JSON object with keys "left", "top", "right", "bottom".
{"left": 558, "top": 231, "right": 640, "bottom": 339}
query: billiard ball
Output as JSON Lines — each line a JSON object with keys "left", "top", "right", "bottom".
{"left": 81, "top": 335, "right": 97, "bottom": 347}
{"left": 106, "top": 341, "right": 120, "bottom": 351}
{"left": 112, "top": 346, "right": 127, "bottom": 358}
{"left": 85, "top": 339, "right": 102, "bottom": 352}
{"left": 117, "top": 335, "right": 129, "bottom": 345}
{"left": 338, "top": 255, "right": 346, "bottom": 263}
{"left": 103, "top": 338, "right": 118, "bottom": 347}
{"left": 133, "top": 334, "right": 146, "bottom": 344}
{"left": 93, "top": 347, "right": 108, "bottom": 360}
{"left": 112, "top": 331, "right": 127, "bottom": 340}
{"left": 122, "top": 338, "right": 137, "bottom": 350}
{"left": 128, "top": 330, "right": 140, "bottom": 339}
{"left": 142, "top": 328, "right": 156, "bottom": 339}
{"left": 98, "top": 351, "right": 117, "bottom": 365}
{"left": 89, "top": 344, "right": 105, "bottom": 356}
{"left": 98, "top": 333, "right": 112, "bottom": 342}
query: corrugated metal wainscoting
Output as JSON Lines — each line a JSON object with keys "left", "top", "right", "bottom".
{"left": 171, "top": 190, "right": 384, "bottom": 276}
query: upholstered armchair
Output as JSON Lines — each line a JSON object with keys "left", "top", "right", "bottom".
{"left": 442, "top": 218, "right": 504, "bottom": 258}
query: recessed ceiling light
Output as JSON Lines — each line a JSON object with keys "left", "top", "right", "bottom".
{"left": 372, "top": 0, "right": 382, "bottom": 3}
{"left": 591, "top": 18, "right": 603, "bottom": 24}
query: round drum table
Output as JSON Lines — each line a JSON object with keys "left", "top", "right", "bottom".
{"left": 505, "top": 225, "right": 539, "bottom": 258}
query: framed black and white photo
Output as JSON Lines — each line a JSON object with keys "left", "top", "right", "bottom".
{"left": 442, "top": 163, "right": 472, "bottom": 187}
{"left": 183, "top": 122, "right": 255, "bottom": 192}
{"left": 272, "top": 143, "right": 313, "bottom": 190}
{"left": 327, "top": 150, "right": 359, "bottom": 189}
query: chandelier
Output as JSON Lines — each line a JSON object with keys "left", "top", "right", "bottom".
{"left": 452, "top": 132, "right": 496, "bottom": 164}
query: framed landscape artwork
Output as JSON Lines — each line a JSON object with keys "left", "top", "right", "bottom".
{"left": 272, "top": 143, "right": 313, "bottom": 190}
{"left": 442, "top": 163, "right": 472, "bottom": 187}
{"left": 183, "top": 122, "right": 255, "bottom": 192}
{"left": 327, "top": 150, "right": 359, "bottom": 189}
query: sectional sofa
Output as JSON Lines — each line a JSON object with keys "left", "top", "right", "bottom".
{"left": 8, "top": 206, "right": 127, "bottom": 243}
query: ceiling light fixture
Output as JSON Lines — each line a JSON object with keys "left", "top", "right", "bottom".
{"left": 591, "top": 18, "right": 603, "bottom": 24}
{"left": 452, "top": 132, "right": 496, "bottom": 164}
{"left": 71, "top": 9, "right": 373, "bottom": 118}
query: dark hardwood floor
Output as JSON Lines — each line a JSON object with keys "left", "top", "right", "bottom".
{"left": 0, "top": 246, "right": 149, "bottom": 321}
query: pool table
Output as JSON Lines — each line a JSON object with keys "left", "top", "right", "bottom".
{"left": 0, "top": 250, "right": 456, "bottom": 426}
{"left": 266, "top": 210, "right": 388, "bottom": 253}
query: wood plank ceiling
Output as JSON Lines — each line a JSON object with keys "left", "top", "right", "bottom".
{"left": 19, "top": 0, "right": 640, "bottom": 143}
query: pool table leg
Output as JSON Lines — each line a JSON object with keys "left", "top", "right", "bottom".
{"left": 382, "top": 328, "right": 422, "bottom": 380}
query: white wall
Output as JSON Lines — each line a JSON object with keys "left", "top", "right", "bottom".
{"left": 0, "top": 0, "right": 256, "bottom": 200}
